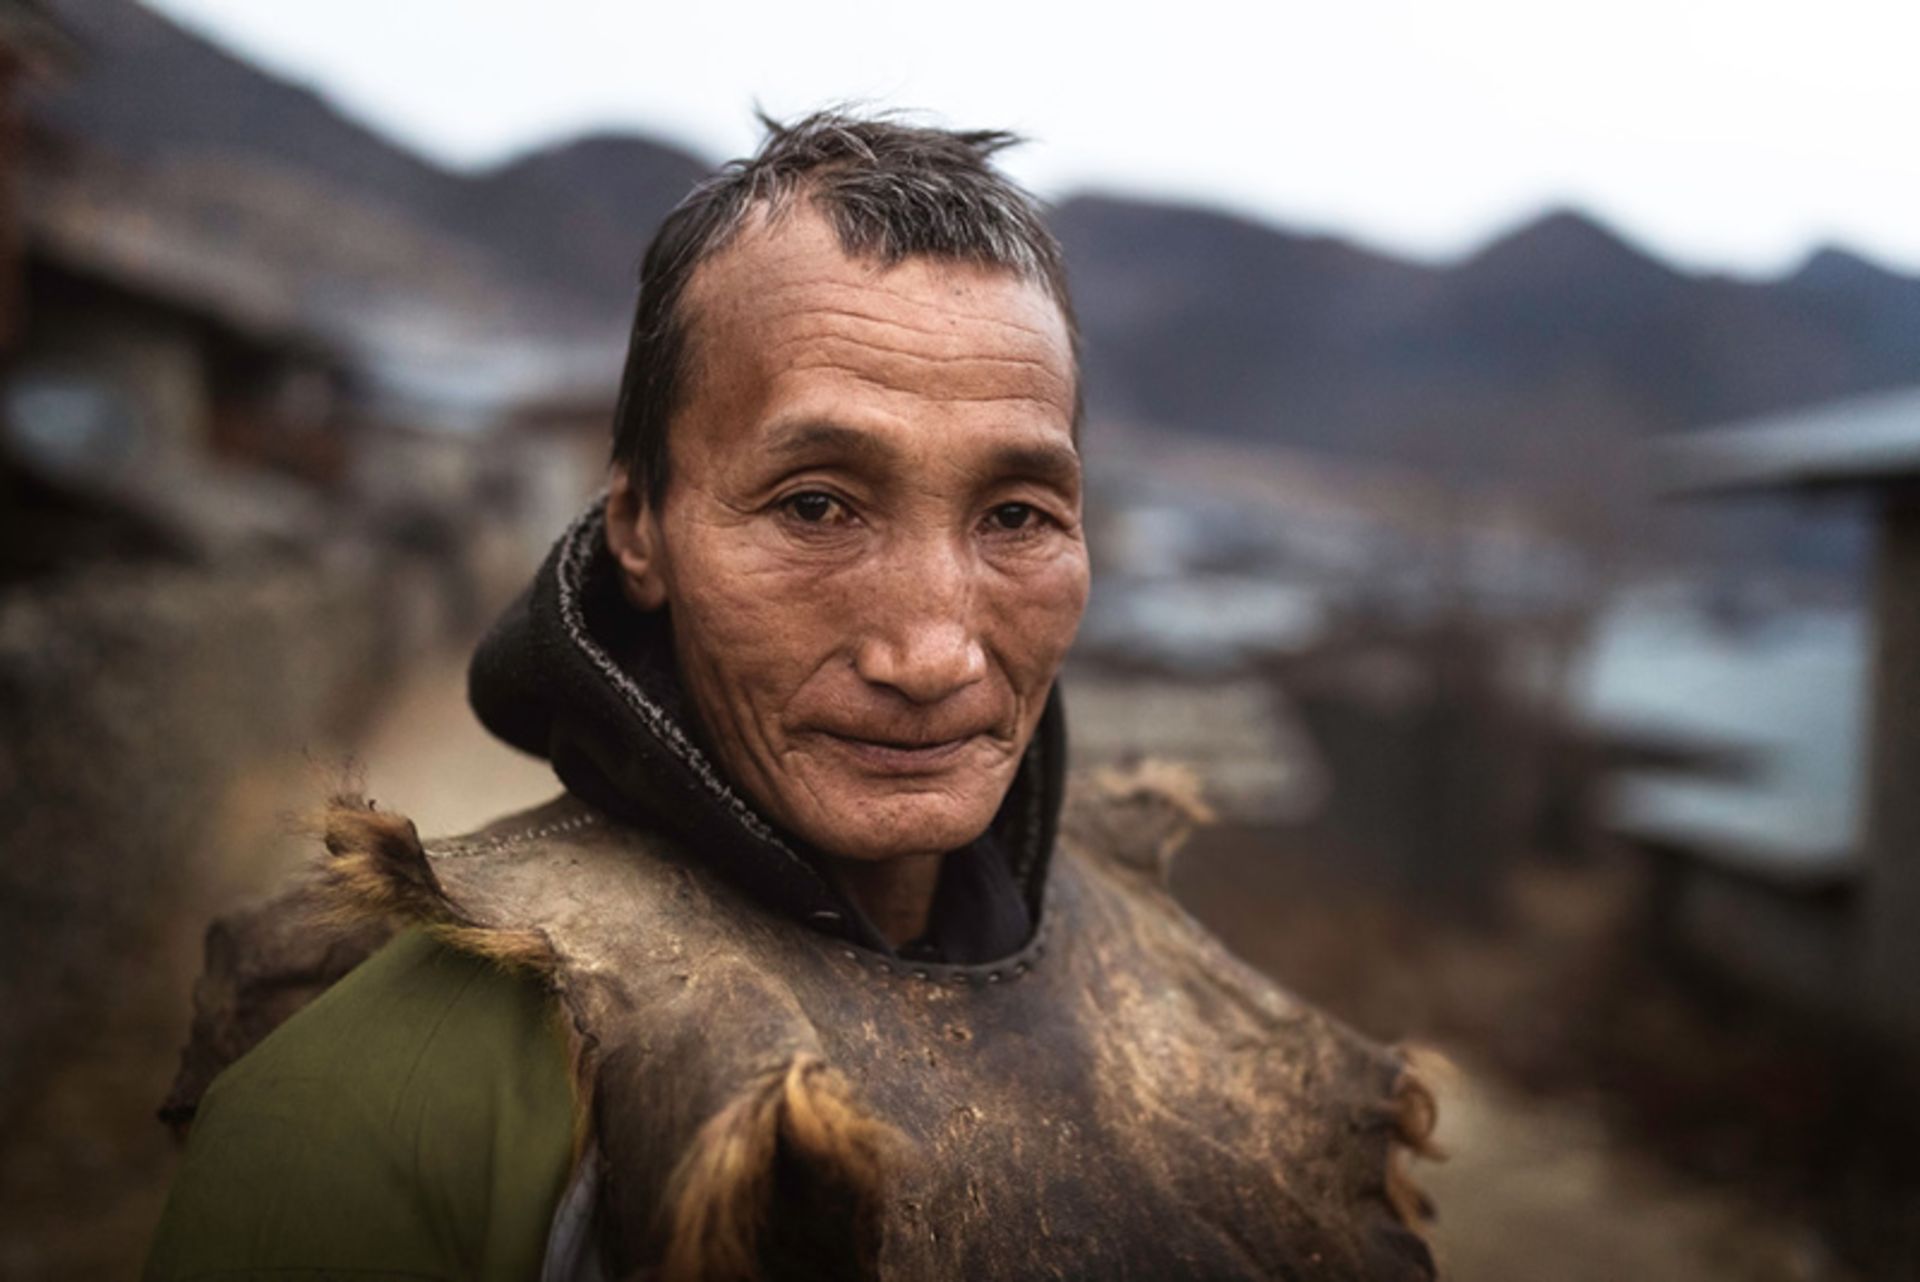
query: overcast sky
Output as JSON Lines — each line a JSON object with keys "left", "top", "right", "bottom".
{"left": 144, "top": 0, "right": 1920, "bottom": 277}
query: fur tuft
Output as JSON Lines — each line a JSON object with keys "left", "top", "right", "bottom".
{"left": 1383, "top": 1044, "right": 1448, "bottom": 1235}
{"left": 312, "top": 793, "right": 447, "bottom": 923}
{"left": 311, "top": 793, "right": 557, "bottom": 976}
{"left": 1094, "top": 758, "right": 1217, "bottom": 826}
{"left": 1065, "top": 759, "right": 1217, "bottom": 882}
{"left": 428, "top": 922, "right": 559, "bottom": 974}
{"left": 661, "top": 1055, "right": 904, "bottom": 1282}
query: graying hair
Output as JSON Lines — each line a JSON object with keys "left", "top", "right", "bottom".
{"left": 610, "top": 109, "right": 1080, "bottom": 505}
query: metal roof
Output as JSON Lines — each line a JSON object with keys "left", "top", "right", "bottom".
{"left": 1663, "top": 385, "right": 1920, "bottom": 495}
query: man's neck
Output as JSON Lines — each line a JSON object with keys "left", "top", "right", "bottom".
{"left": 827, "top": 852, "right": 946, "bottom": 950}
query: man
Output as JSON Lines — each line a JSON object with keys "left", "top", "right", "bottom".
{"left": 147, "top": 112, "right": 1438, "bottom": 1281}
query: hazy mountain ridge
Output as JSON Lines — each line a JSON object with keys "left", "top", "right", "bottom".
{"left": 28, "top": 0, "right": 1920, "bottom": 462}
{"left": 1057, "top": 196, "right": 1920, "bottom": 467}
{"left": 467, "top": 134, "right": 709, "bottom": 308}
{"left": 28, "top": 0, "right": 705, "bottom": 325}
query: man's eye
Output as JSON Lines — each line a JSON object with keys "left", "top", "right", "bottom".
{"left": 988, "top": 502, "right": 1039, "bottom": 532}
{"left": 782, "top": 492, "right": 845, "bottom": 524}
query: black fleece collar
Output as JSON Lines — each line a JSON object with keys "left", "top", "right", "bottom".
{"left": 467, "top": 501, "right": 1066, "bottom": 962}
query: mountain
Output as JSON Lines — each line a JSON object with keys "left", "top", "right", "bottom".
{"left": 28, "top": 0, "right": 458, "bottom": 213}
{"left": 1781, "top": 247, "right": 1920, "bottom": 374}
{"left": 27, "top": 0, "right": 709, "bottom": 322}
{"left": 1052, "top": 195, "right": 1439, "bottom": 458}
{"left": 467, "top": 134, "right": 708, "bottom": 309}
{"left": 1056, "top": 196, "right": 1920, "bottom": 476}
{"left": 26, "top": 0, "right": 1920, "bottom": 469}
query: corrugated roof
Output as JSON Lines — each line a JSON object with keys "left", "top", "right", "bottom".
{"left": 1663, "top": 385, "right": 1920, "bottom": 494}
{"left": 17, "top": 153, "right": 621, "bottom": 429}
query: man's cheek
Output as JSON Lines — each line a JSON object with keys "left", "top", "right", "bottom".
{"left": 996, "top": 562, "right": 1089, "bottom": 659}
{"left": 695, "top": 574, "right": 797, "bottom": 644}
{"left": 707, "top": 548, "right": 860, "bottom": 624}
{"left": 695, "top": 599, "right": 828, "bottom": 701}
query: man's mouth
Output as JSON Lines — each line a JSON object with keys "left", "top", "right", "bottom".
{"left": 812, "top": 729, "right": 984, "bottom": 774}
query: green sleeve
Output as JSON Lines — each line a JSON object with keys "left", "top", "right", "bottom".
{"left": 144, "top": 928, "right": 579, "bottom": 1282}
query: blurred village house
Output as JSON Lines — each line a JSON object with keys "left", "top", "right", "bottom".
{"left": 0, "top": 0, "right": 634, "bottom": 1120}
{"left": 1589, "top": 387, "right": 1920, "bottom": 1047}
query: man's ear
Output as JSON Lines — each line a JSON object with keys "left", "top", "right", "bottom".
{"left": 606, "top": 466, "right": 668, "bottom": 611}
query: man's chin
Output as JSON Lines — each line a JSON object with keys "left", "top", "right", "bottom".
{"left": 789, "top": 782, "right": 1004, "bottom": 863}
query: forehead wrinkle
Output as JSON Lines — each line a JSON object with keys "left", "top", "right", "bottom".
{"left": 766, "top": 363, "right": 1067, "bottom": 412}
{"left": 749, "top": 283, "right": 1067, "bottom": 345}
{"left": 769, "top": 356, "right": 1076, "bottom": 415}
{"left": 772, "top": 333, "right": 1072, "bottom": 379}
{"left": 696, "top": 291, "right": 1075, "bottom": 414}
{"left": 703, "top": 241, "right": 1068, "bottom": 337}
{"left": 679, "top": 212, "right": 1079, "bottom": 441}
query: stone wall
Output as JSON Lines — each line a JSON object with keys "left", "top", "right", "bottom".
{"left": 0, "top": 533, "right": 485, "bottom": 1108}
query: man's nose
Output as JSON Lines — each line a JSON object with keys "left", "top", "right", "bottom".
{"left": 851, "top": 541, "right": 988, "bottom": 705}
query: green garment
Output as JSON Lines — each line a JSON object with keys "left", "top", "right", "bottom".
{"left": 145, "top": 929, "right": 578, "bottom": 1281}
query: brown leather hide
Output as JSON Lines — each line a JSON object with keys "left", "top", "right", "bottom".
{"left": 159, "top": 879, "right": 396, "bottom": 1133}
{"left": 307, "top": 784, "right": 1437, "bottom": 1282}
{"left": 163, "top": 775, "right": 1437, "bottom": 1280}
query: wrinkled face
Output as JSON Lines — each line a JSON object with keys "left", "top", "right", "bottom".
{"left": 608, "top": 205, "right": 1088, "bottom": 863}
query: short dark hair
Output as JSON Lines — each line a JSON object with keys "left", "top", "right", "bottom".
{"left": 609, "top": 109, "right": 1081, "bottom": 507}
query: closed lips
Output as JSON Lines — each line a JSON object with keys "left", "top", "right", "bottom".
{"left": 821, "top": 729, "right": 977, "bottom": 750}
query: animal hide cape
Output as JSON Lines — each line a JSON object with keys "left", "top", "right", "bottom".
{"left": 170, "top": 766, "right": 1438, "bottom": 1281}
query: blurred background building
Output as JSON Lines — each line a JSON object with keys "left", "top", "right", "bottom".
{"left": 1, "top": 0, "right": 1917, "bottom": 1277}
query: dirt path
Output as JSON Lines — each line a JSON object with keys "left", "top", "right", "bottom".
{"left": 1421, "top": 1056, "right": 1840, "bottom": 1281}
{"left": 347, "top": 648, "right": 563, "bottom": 839}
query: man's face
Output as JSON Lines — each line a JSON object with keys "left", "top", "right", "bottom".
{"left": 610, "top": 205, "right": 1087, "bottom": 863}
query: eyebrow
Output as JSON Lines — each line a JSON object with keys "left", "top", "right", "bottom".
{"left": 764, "top": 421, "right": 899, "bottom": 467}
{"left": 986, "top": 441, "right": 1082, "bottom": 493}
{"left": 761, "top": 421, "right": 1081, "bottom": 492}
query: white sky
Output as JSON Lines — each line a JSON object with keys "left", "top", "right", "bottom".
{"left": 144, "top": 0, "right": 1920, "bottom": 277}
